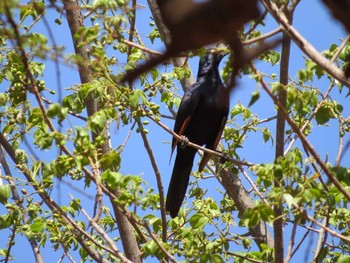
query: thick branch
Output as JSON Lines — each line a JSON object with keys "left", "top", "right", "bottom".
{"left": 147, "top": 0, "right": 195, "bottom": 89}
{"left": 218, "top": 168, "right": 274, "bottom": 248}
{"left": 273, "top": 5, "right": 294, "bottom": 261}
{"left": 62, "top": 1, "right": 141, "bottom": 262}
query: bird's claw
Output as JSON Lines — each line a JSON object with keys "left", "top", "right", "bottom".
{"left": 179, "top": 135, "right": 189, "bottom": 149}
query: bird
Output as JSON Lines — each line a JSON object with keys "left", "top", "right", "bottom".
{"left": 166, "top": 51, "right": 230, "bottom": 218}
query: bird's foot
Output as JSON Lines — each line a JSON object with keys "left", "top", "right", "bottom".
{"left": 220, "top": 152, "right": 230, "bottom": 164}
{"left": 179, "top": 135, "right": 189, "bottom": 149}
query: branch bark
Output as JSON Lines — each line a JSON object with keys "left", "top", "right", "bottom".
{"left": 62, "top": 1, "right": 141, "bottom": 262}
{"left": 147, "top": 0, "right": 195, "bottom": 90}
{"left": 261, "top": 0, "right": 350, "bottom": 88}
{"left": 218, "top": 168, "right": 274, "bottom": 248}
{"left": 273, "top": 3, "right": 295, "bottom": 261}
{"left": 0, "top": 147, "right": 43, "bottom": 263}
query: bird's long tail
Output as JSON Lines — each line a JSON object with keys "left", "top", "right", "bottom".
{"left": 166, "top": 147, "right": 196, "bottom": 218}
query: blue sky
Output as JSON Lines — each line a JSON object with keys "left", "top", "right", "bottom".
{"left": 1, "top": 0, "right": 349, "bottom": 262}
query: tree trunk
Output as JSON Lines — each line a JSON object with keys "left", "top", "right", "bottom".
{"left": 62, "top": 1, "right": 141, "bottom": 262}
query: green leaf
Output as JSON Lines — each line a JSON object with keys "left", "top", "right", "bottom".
{"left": 148, "top": 28, "right": 160, "bottom": 44}
{"left": 261, "top": 50, "right": 280, "bottom": 65}
{"left": 340, "top": 44, "right": 350, "bottom": 61}
{"left": 100, "top": 151, "right": 121, "bottom": 171}
{"left": 142, "top": 240, "right": 161, "bottom": 257}
{"left": 129, "top": 90, "right": 146, "bottom": 108}
{"left": 262, "top": 127, "right": 272, "bottom": 143}
{"left": 259, "top": 204, "right": 274, "bottom": 223}
{"left": 200, "top": 254, "right": 225, "bottom": 263}
{"left": 209, "top": 255, "right": 224, "bottom": 263}
{"left": 284, "top": 193, "right": 294, "bottom": 208}
{"left": 339, "top": 256, "right": 350, "bottom": 263}
{"left": 0, "top": 185, "right": 11, "bottom": 204}
{"left": 101, "top": 170, "right": 123, "bottom": 190}
{"left": 315, "top": 101, "right": 342, "bottom": 125}
{"left": 89, "top": 110, "right": 107, "bottom": 132}
{"left": 30, "top": 220, "right": 46, "bottom": 233}
{"left": 0, "top": 214, "right": 13, "bottom": 230}
{"left": 248, "top": 90, "right": 260, "bottom": 107}
{"left": 190, "top": 213, "right": 209, "bottom": 229}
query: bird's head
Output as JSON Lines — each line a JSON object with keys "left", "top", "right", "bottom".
{"left": 197, "top": 49, "right": 228, "bottom": 78}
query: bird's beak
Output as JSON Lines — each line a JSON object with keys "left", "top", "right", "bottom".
{"left": 208, "top": 46, "right": 229, "bottom": 60}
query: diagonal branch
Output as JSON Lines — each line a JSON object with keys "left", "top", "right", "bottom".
{"left": 0, "top": 147, "right": 43, "bottom": 263}
{"left": 261, "top": 0, "right": 350, "bottom": 88}
{"left": 250, "top": 63, "right": 350, "bottom": 201}
{"left": 70, "top": 194, "right": 133, "bottom": 263}
{"left": 147, "top": 0, "right": 195, "bottom": 90}
{"left": 136, "top": 118, "right": 167, "bottom": 243}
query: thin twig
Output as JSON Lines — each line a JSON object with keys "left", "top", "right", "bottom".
{"left": 117, "top": 121, "right": 136, "bottom": 152}
{"left": 88, "top": 156, "right": 103, "bottom": 222}
{"left": 293, "top": 203, "right": 350, "bottom": 243}
{"left": 141, "top": 222, "right": 179, "bottom": 263}
{"left": 285, "top": 221, "right": 297, "bottom": 262}
{"left": 226, "top": 251, "right": 267, "bottom": 263}
{"left": 69, "top": 194, "right": 133, "bottom": 263}
{"left": 136, "top": 119, "right": 167, "bottom": 242}
{"left": 5, "top": 225, "right": 16, "bottom": 263}
{"left": 122, "top": 39, "right": 162, "bottom": 56}
{"left": 239, "top": 166, "right": 269, "bottom": 205}
{"left": 261, "top": 0, "right": 350, "bottom": 87}
{"left": 147, "top": 114, "right": 253, "bottom": 167}
{"left": 314, "top": 217, "right": 328, "bottom": 261}
{"left": 250, "top": 63, "right": 350, "bottom": 201}
{"left": 290, "top": 222, "right": 313, "bottom": 259}
{"left": 243, "top": 27, "right": 282, "bottom": 45}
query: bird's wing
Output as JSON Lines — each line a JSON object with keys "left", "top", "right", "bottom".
{"left": 170, "top": 86, "right": 201, "bottom": 160}
{"left": 198, "top": 108, "right": 228, "bottom": 172}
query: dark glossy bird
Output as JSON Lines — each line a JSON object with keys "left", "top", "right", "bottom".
{"left": 166, "top": 52, "right": 230, "bottom": 218}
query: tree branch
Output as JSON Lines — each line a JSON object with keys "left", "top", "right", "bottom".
{"left": 250, "top": 64, "right": 350, "bottom": 201}
{"left": 261, "top": 0, "right": 350, "bottom": 88}
{"left": 147, "top": 0, "right": 195, "bottom": 90}
{"left": 0, "top": 147, "right": 43, "bottom": 263}
{"left": 62, "top": 1, "right": 141, "bottom": 261}
{"left": 70, "top": 194, "right": 134, "bottom": 263}
{"left": 136, "top": 118, "right": 167, "bottom": 242}
{"left": 273, "top": 3, "right": 296, "bottom": 260}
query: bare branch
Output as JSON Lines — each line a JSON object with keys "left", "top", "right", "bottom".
{"left": 135, "top": 118, "right": 167, "bottom": 242}
{"left": 146, "top": 114, "right": 253, "bottom": 167}
{"left": 314, "top": 217, "right": 328, "bottom": 261}
{"left": 293, "top": 203, "right": 350, "bottom": 243}
{"left": 285, "top": 221, "right": 297, "bottom": 262}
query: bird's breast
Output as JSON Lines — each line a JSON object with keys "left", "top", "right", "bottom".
{"left": 183, "top": 92, "right": 228, "bottom": 145}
